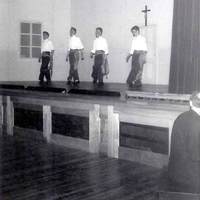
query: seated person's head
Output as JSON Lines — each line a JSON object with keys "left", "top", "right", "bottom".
{"left": 190, "top": 91, "right": 200, "bottom": 108}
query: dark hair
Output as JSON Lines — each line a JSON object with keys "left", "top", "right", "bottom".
{"left": 131, "top": 25, "right": 140, "bottom": 32}
{"left": 43, "top": 31, "right": 49, "bottom": 37}
{"left": 190, "top": 91, "right": 200, "bottom": 108}
{"left": 96, "top": 27, "right": 103, "bottom": 34}
{"left": 71, "top": 27, "right": 77, "bottom": 34}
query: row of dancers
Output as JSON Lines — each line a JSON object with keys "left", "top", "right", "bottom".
{"left": 39, "top": 25, "right": 147, "bottom": 87}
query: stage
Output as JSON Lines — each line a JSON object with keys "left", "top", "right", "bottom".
{"left": 0, "top": 81, "right": 190, "bottom": 106}
{"left": 0, "top": 80, "right": 169, "bottom": 94}
{"left": 0, "top": 81, "right": 190, "bottom": 169}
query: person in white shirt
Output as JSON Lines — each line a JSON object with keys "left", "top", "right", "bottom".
{"left": 38, "top": 31, "right": 54, "bottom": 84}
{"left": 90, "top": 27, "right": 108, "bottom": 86}
{"left": 126, "top": 26, "right": 147, "bottom": 87}
{"left": 66, "top": 27, "right": 84, "bottom": 85}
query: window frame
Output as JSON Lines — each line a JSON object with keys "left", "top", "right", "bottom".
{"left": 20, "top": 21, "right": 42, "bottom": 59}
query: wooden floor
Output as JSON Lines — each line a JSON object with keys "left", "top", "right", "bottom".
{"left": 0, "top": 135, "right": 162, "bottom": 200}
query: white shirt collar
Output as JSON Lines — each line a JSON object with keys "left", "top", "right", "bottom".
{"left": 190, "top": 101, "right": 200, "bottom": 116}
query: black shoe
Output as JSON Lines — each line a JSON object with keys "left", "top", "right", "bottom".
{"left": 39, "top": 80, "right": 44, "bottom": 85}
{"left": 98, "top": 82, "right": 104, "bottom": 86}
{"left": 67, "top": 80, "right": 72, "bottom": 85}
{"left": 134, "top": 80, "right": 142, "bottom": 87}
{"left": 74, "top": 80, "right": 80, "bottom": 85}
{"left": 46, "top": 80, "right": 51, "bottom": 85}
{"left": 128, "top": 82, "right": 134, "bottom": 88}
{"left": 93, "top": 79, "right": 97, "bottom": 84}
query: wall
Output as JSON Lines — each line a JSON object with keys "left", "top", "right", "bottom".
{"left": 7, "top": 0, "right": 71, "bottom": 81}
{"left": 71, "top": 0, "right": 174, "bottom": 84}
{"left": 0, "top": 0, "right": 9, "bottom": 80}
{"left": 0, "top": 0, "right": 173, "bottom": 84}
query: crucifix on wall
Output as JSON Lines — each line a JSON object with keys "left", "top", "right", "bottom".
{"left": 142, "top": 5, "right": 151, "bottom": 26}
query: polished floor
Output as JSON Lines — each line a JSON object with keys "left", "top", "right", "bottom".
{"left": 0, "top": 135, "right": 162, "bottom": 200}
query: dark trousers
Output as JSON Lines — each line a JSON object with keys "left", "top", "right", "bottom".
{"left": 68, "top": 51, "right": 79, "bottom": 82}
{"left": 92, "top": 54, "right": 104, "bottom": 83}
{"left": 126, "top": 51, "right": 146, "bottom": 85}
{"left": 39, "top": 56, "right": 51, "bottom": 82}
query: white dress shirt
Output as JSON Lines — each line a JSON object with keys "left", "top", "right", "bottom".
{"left": 130, "top": 35, "right": 147, "bottom": 54}
{"left": 41, "top": 39, "right": 54, "bottom": 53}
{"left": 69, "top": 35, "right": 84, "bottom": 50}
{"left": 91, "top": 36, "right": 108, "bottom": 54}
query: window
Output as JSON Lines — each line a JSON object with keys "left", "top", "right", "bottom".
{"left": 20, "top": 22, "right": 41, "bottom": 58}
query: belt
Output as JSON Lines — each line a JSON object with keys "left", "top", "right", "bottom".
{"left": 42, "top": 51, "right": 50, "bottom": 57}
{"left": 70, "top": 49, "right": 79, "bottom": 52}
{"left": 95, "top": 50, "right": 105, "bottom": 55}
{"left": 134, "top": 50, "right": 147, "bottom": 53}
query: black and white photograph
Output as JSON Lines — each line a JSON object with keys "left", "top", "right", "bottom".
{"left": 0, "top": 0, "right": 199, "bottom": 199}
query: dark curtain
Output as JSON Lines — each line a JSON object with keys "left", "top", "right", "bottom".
{"left": 169, "top": 0, "right": 200, "bottom": 94}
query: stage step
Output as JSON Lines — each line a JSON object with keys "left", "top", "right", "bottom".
{"left": 126, "top": 91, "right": 190, "bottom": 104}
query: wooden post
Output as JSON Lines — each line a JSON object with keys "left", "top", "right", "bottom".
{"left": 89, "top": 104, "right": 100, "bottom": 153}
{"left": 4, "top": 96, "right": 14, "bottom": 136}
{"left": 43, "top": 105, "right": 52, "bottom": 142}
{"left": 0, "top": 96, "right": 3, "bottom": 135}
{"left": 107, "top": 106, "right": 119, "bottom": 158}
{"left": 168, "top": 119, "right": 174, "bottom": 156}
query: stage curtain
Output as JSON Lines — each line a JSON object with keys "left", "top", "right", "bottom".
{"left": 169, "top": 0, "right": 200, "bottom": 94}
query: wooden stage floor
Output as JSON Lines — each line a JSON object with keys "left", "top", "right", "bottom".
{"left": 0, "top": 81, "right": 169, "bottom": 95}
{"left": 0, "top": 81, "right": 190, "bottom": 108}
{"left": 0, "top": 81, "right": 190, "bottom": 112}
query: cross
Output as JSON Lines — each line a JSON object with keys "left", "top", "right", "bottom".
{"left": 142, "top": 5, "right": 151, "bottom": 26}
